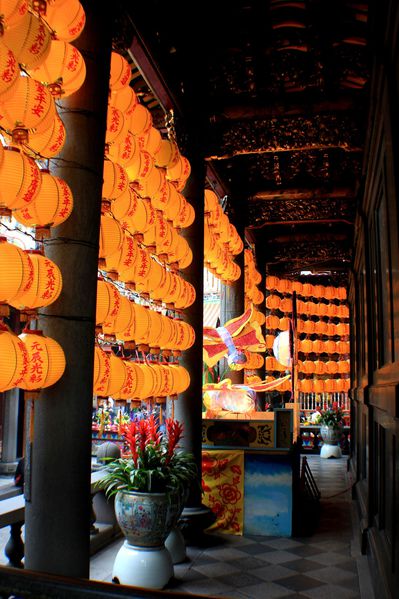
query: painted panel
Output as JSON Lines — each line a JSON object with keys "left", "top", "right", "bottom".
{"left": 243, "top": 454, "right": 292, "bottom": 537}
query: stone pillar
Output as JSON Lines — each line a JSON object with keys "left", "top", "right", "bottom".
{"left": 24, "top": 2, "right": 111, "bottom": 578}
{"left": 173, "top": 135, "right": 205, "bottom": 509}
{"left": 0, "top": 389, "right": 20, "bottom": 474}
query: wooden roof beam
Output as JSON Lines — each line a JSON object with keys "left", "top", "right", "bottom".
{"left": 250, "top": 187, "right": 354, "bottom": 201}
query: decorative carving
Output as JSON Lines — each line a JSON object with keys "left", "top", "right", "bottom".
{"left": 270, "top": 240, "right": 351, "bottom": 264}
{"left": 248, "top": 198, "right": 356, "bottom": 226}
{"left": 207, "top": 114, "right": 364, "bottom": 159}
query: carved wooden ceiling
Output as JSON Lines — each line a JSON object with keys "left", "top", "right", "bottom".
{"left": 120, "top": 0, "right": 371, "bottom": 285}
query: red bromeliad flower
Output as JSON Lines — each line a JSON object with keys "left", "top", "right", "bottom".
{"left": 147, "top": 414, "right": 161, "bottom": 446}
{"left": 123, "top": 420, "right": 138, "bottom": 467}
{"left": 165, "top": 418, "right": 183, "bottom": 462}
{"left": 137, "top": 419, "right": 148, "bottom": 455}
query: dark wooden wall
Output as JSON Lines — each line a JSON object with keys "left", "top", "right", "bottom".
{"left": 350, "top": 2, "right": 399, "bottom": 596}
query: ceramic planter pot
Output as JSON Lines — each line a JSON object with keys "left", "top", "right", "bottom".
{"left": 115, "top": 490, "right": 175, "bottom": 548}
{"left": 320, "top": 424, "right": 343, "bottom": 446}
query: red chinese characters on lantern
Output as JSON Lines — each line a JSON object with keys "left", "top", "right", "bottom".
{"left": 28, "top": 340, "right": 44, "bottom": 384}
{"left": 41, "top": 259, "right": 56, "bottom": 300}
{"left": 2, "top": 50, "right": 17, "bottom": 84}
{"left": 122, "top": 237, "right": 136, "bottom": 268}
{"left": 138, "top": 252, "right": 149, "bottom": 278}
{"left": 97, "top": 353, "right": 110, "bottom": 395}
{"left": 22, "top": 157, "right": 41, "bottom": 204}
{"left": 13, "top": 338, "right": 29, "bottom": 387}
{"left": 31, "top": 84, "right": 48, "bottom": 119}
{"left": 69, "top": 13, "right": 86, "bottom": 39}
{"left": 29, "top": 22, "right": 47, "bottom": 57}
{"left": 57, "top": 178, "right": 72, "bottom": 219}
{"left": 117, "top": 167, "right": 128, "bottom": 194}
{"left": 66, "top": 47, "right": 80, "bottom": 73}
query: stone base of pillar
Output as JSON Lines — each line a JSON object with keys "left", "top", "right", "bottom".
{"left": 0, "top": 461, "right": 18, "bottom": 475}
{"left": 179, "top": 505, "right": 216, "bottom": 544}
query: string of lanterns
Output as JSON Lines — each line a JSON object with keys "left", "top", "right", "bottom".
{"left": 94, "top": 46, "right": 197, "bottom": 409}
{"left": 204, "top": 189, "right": 243, "bottom": 284}
{"left": 264, "top": 275, "right": 350, "bottom": 394}
{"left": 0, "top": 4, "right": 196, "bottom": 409}
{"left": 0, "top": 0, "right": 88, "bottom": 397}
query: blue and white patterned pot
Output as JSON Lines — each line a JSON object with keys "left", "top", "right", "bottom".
{"left": 115, "top": 490, "right": 178, "bottom": 548}
{"left": 320, "top": 425, "right": 343, "bottom": 446}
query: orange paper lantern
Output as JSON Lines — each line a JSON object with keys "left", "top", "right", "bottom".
{"left": 0, "top": 0, "right": 28, "bottom": 32}
{"left": 0, "top": 322, "right": 29, "bottom": 391}
{"left": 3, "top": 10, "right": 51, "bottom": 68}
{"left": 9, "top": 251, "right": 62, "bottom": 310}
{"left": 0, "top": 238, "right": 34, "bottom": 302}
{"left": 0, "top": 42, "right": 18, "bottom": 101}
{"left": 0, "top": 75, "right": 56, "bottom": 142}
{"left": 28, "top": 40, "right": 86, "bottom": 97}
{"left": 0, "top": 147, "right": 42, "bottom": 211}
{"left": 110, "top": 85, "right": 137, "bottom": 116}
{"left": 24, "top": 113, "right": 66, "bottom": 158}
{"left": 19, "top": 330, "right": 66, "bottom": 390}
{"left": 45, "top": 0, "right": 86, "bottom": 42}
{"left": 109, "top": 51, "right": 131, "bottom": 91}
{"left": 14, "top": 170, "right": 73, "bottom": 229}
{"left": 102, "top": 159, "right": 129, "bottom": 200}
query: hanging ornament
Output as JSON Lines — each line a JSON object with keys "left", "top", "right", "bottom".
{"left": 19, "top": 330, "right": 66, "bottom": 393}
{"left": 13, "top": 169, "right": 73, "bottom": 235}
{"left": 109, "top": 50, "right": 131, "bottom": 91}
{"left": 0, "top": 75, "right": 56, "bottom": 144}
{"left": 2, "top": 10, "right": 51, "bottom": 69}
{"left": 44, "top": 0, "right": 86, "bottom": 42}
{"left": 0, "top": 146, "right": 42, "bottom": 213}
{"left": 9, "top": 251, "right": 62, "bottom": 310}
{"left": 28, "top": 40, "right": 86, "bottom": 98}
{"left": 0, "top": 322, "right": 29, "bottom": 391}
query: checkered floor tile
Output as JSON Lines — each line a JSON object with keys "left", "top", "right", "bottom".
{"left": 90, "top": 455, "right": 374, "bottom": 598}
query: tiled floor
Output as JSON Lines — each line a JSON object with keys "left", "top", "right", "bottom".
{"left": 90, "top": 455, "right": 376, "bottom": 598}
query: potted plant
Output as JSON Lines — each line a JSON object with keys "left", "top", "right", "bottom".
{"left": 98, "top": 414, "right": 197, "bottom": 589}
{"left": 313, "top": 404, "right": 344, "bottom": 458}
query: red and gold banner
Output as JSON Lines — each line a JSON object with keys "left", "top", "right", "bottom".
{"left": 202, "top": 450, "right": 244, "bottom": 535}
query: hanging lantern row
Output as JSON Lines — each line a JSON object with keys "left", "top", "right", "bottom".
{"left": 266, "top": 293, "right": 349, "bottom": 319}
{"left": 93, "top": 345, "right": 190, "bottom": 401}
{"left": 298, "top": 338, "right": 350, "bottom": 355}
{"left": 265, "top": 313, "right": 349, "bottom": 336}
{"left": 296, "top": 319, "right": 349, "bottom": 336}
{"left": 0, "top": 0, "right": 85, "bottom": 42}
{"left": 250, "top": 307, "right": 266, "bottom": 327}
{"left": 96, "top": 278, "right": 195, "bottom": 352}
{"left": 298, "top": 358, "right": 350, "bottom": 374}
{"left": 297, "top": 377, "right": 350, "bottom": 394}
{"left": 0, "top": 322, "right": 65, "bottom": 393}
{"left": 266, "top": 355, "right": 290, "bottom": 373}
{"left": 102, "top": 190, "right": 193, "bottom": 268}
{"left": 243, "top": 351, "right": 264, "bottom": 370}
{"left": 103, "top": 165, "right": 194, "bottom": 231}
{"left": 0, "top": 4, "right": 87, "bottom": 147}
{"left": 98, "top": 219, "right": 195, "bottom": 308}
{"left": 0, "top": 146, "right": 73, "bottom": 229}
{"left": 245, "top": 248, "right": 263, "bottom": 305}
{"left": 204, "top": 190, "right": 243, "bottom": 254}
{"left": 204, "top": 221, "right": 241, "bottom": 285}
{"left": 0, "top": 239, "right": 62, "bottom": 315}
{"left": 265, "top": 375, "right": 291, "bottom": 392}
{"left": 266, "top": 275, "right": 347, "bottom": 301}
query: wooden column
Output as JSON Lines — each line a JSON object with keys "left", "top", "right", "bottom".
{"left": 173, "top": 137, "right": 205, "bottom": 509}
{"left": 24, "top": 2, "right": 111, "bottom": 578}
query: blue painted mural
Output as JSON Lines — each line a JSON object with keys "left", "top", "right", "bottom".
{"left": 244, "top": 454, "right": 292, "bottom": 536}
